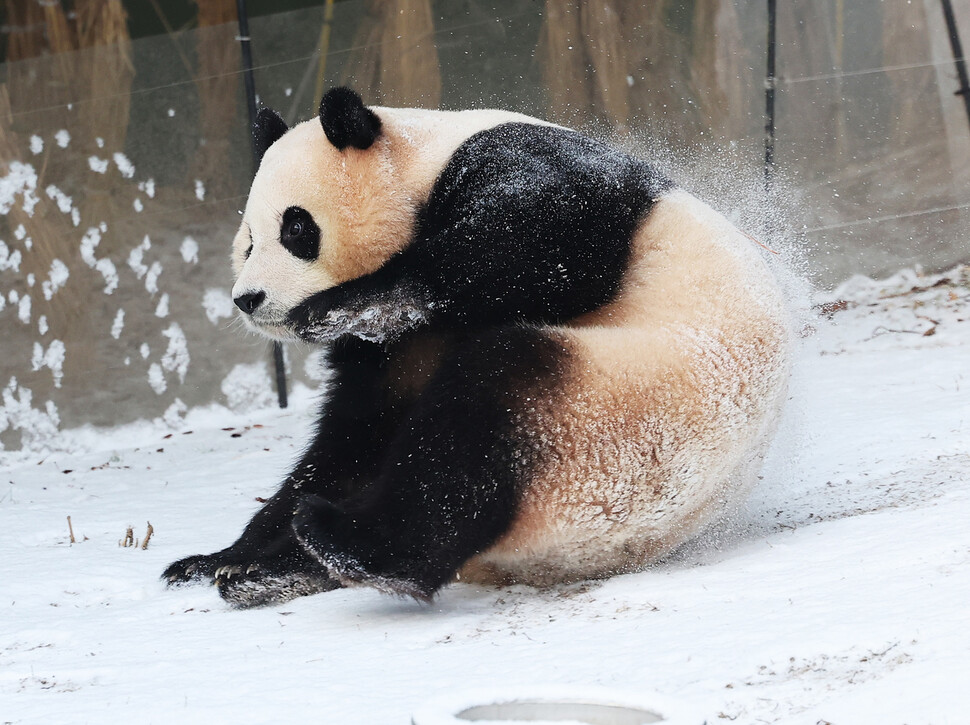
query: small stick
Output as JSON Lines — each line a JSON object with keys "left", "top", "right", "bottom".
{"left": 122, "top": 525, "right": 134, "bottom": 548}
{"left": 67, "top": 516, "right": 76, "bottom": 544}
{"left": 141, "top": 522, "right": 154, "bottom": 550}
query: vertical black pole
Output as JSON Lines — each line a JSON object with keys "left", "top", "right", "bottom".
{"left": 764, "top": 0, "right": 777, "bottom": 192}
{"left": 236, "top": 0, "right": 288, "bottom": 409}
{"left": 940, "top": 0, "right": 970, "bottom": 130}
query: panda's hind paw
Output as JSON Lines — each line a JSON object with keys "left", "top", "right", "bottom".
{"left": 216, "top": 566, "right": 339, "bottom": 609}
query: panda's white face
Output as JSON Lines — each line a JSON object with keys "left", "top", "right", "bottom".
{"left": 231, "top": 103, "right": 540, "bottom": 341}
{"left": 230, "top": 121, "right": 341, "bottom": 340}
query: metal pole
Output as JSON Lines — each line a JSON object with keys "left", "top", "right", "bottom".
{"left": 764, "top": 0, "right": 777, "bottom": 192}
{"left": 940, "top": 0, "right": 970, "bottom": 130}
{"left": 236, "top": 0, "right": 288, "bottom": 409}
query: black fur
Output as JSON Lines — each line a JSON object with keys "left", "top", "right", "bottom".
{"left": 287, "top": 122, "right": 671, "bottom": 340}
{"left": 253, "top": 107, "right": 288, "bottom": 162}
{"left": 280, "top": 206, "right": 320, "bottom": 261}
{"left": 165, "top": 116, "right": 671, "bottom": 606}
{"left": 293, "top": 327, "right": 568, "bottom": 599}
{"left": 319, "top": 87, "right": 382, "bottom": 150}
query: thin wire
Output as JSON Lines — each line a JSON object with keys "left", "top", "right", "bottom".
{"left": 803, "top": 201, "right": 970, "bottom": 234}
{"left": 3, "top": 9, "right": 534, "bottom": 122}
{"left": 781, "top": 57, "right": 966, "bottom": 85}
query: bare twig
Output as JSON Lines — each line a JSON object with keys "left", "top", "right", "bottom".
{"left": 121, "top": 525, "right": 134, "bottom": 548}
{"left": 67, "top": 516, "right": 76, "bottom": 544}
{"left": 141, "top": 522, "right": 154, "bottom": 550}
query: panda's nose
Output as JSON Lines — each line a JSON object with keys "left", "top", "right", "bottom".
{"left": 234, "top": 290, "right": 266, "bottom": 315}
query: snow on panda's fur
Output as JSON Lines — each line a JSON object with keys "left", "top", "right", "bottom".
{"left": 163, "top": 87, "right": 791, "bottom": 607}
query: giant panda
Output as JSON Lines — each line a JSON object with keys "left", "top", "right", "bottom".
{"left": 163, "top": 87, "right": 791, "bottom": 608}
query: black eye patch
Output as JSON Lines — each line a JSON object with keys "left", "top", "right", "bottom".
{"left": 280, "top": 206, "right": 320, "bottom": 261}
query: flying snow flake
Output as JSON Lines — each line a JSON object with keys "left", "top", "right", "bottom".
{"left": 0, "top": 161, "right": 39, "bottom": 216}
{"left": 202, "top": 288, "right": 234, "bottom": 324}
{"left": 95, "top": 137, "right": 104, "bottom": 148}
{"left": 138, "top": 179, "right": 156, "bottom": 199}
{"left": 140, "top": 343, "right": 150, "bottom": 359}
{"left": 285, "top": 87, "right": 293, "bottom": 97}
{"left": 26, "top": 273, "right": 34, "bottom": 287}
{"left": 147, "top": 363, "right": 166, "bottom": 395}
{"left": 45, "top": 184, "right": 73, "bottom": 214}
{"left": 161, "top": 322, "right": 189, "bottom": 382}
{"left": 41, "top": 259, "right": 69, "bottom": 301}
{"left": 88, "top": 156, "right": 108, "bottom": 174}
{"left": 8, "top": 289, "right": 18, "bottom": 303}
{"left": 0, "top": 241, "right": 22, "bottom": 272}
{"left": 17, "top": 294, "right": 31, "bottom": 324}
{"left": 37, "top": 315, "right": 48, "bottom": 335}
{"left": 167, "top": 108, "right": 175, "bottom": 117}
{"left": 113, "top": 152, "right": 134, "bottom": 178}
{"left": 31, "top": 340, "right": 65, "bottom": 388}
{"left": 29, "top": 135, "right": 43, "bottom": 155}
{"left": 14, "top": 224, "right": 25, "bottom": 240}
{"left": 194, "top": 179, "right": 205, "bottom": 201}
{"left": 144, "top": 261, "right": 162, "bottom": 295}
{"left": 180, "top": 237, "right": 199, "bottom": 264}
{"left": 55, "top": 129, "right": 70, "bottom": 148}
{"left": 133, "top": 198, "right": 144, "bottom": 212}
{"left": 155, "top": 293, "right": 169, "bottom": 318}
{"left": 71, "top": 208, "right": 80, "bottom": 227}
{"left": 0, "top": 294, "right": 5, "bottom": 312}
{"left": 110, "top": 309, "right": 125, "bottom": 339}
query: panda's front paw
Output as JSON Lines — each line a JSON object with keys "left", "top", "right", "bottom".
{"left": 162, "top": 553, "right": 222, "bottom": 585}
{"left": 288, "top": 283, "right": 433, "bottom": 344}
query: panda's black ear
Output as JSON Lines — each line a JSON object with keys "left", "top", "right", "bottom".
{"left": 253, "top": 107, "right": 288, "bottom": 162}
{"left": 319, "top": 87, "right": 382, "bottom": 151}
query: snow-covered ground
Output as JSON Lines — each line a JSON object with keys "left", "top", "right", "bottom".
{"left": 2, "top": 266, "right": 968, "bottom": 724}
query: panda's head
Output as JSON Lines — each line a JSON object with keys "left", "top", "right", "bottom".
{"left": 230, "top": 88, "right": 419, "bottom": 341}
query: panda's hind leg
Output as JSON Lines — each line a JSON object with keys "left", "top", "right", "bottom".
{"left": 293, "top": 327, "right": 568, "bottom": 600}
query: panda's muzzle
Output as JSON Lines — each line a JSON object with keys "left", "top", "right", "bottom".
{"left": 234, "top": 290, "right": 266, "bottom": 315}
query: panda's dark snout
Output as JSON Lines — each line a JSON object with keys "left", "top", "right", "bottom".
{"left": 234, "top": 290, "right": 266, "bottom": 315}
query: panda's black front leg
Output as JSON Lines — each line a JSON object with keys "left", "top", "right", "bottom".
{"left": 163, "top": 338, "right": 395, "bottom": 607}
{"left": 293, "top": 327, "right": 568, "bottom": 600}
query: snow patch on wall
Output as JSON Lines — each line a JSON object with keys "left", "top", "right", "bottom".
{"left": 127, "top": 236, "right": 151, "bottom": 278}
{"left": 155, "top": 293, "right": 169, "bottom": 318}
{"left": 220, "top": 363, "right": 275, "bottom": 412}
{"left": 0, "top": 240, "right": 23, "bottom": 272}
{"left": 147, "top": 363, "right": 166, "bottom": 395}
{"left": 42, "top": 259, "right": 69, "bottom": 301}
{"left": 0, "top": 378, "right": 60, "bottom": 452}
{"left": 180, "top": 237, "right": 199, "bottom": 264}
{"left": 110, "top": 309, "right": 125, "bottom": 339}
{"left": 113, "top": 152, "right": 135, "bottom": 178}
{"left": 161, "top": 323, "right": 189, "bottom": 383}
{"left": 31, "top": 340, "right": 66, "bottom": 388}
{"left": 202, "top": 288, "right": 234, "bottom": 325}
{"left": 87, "top": 156, "right": 108, "bottom": 174}
{"left": 0, "top": 161, "right": 39, "bottom": 216}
